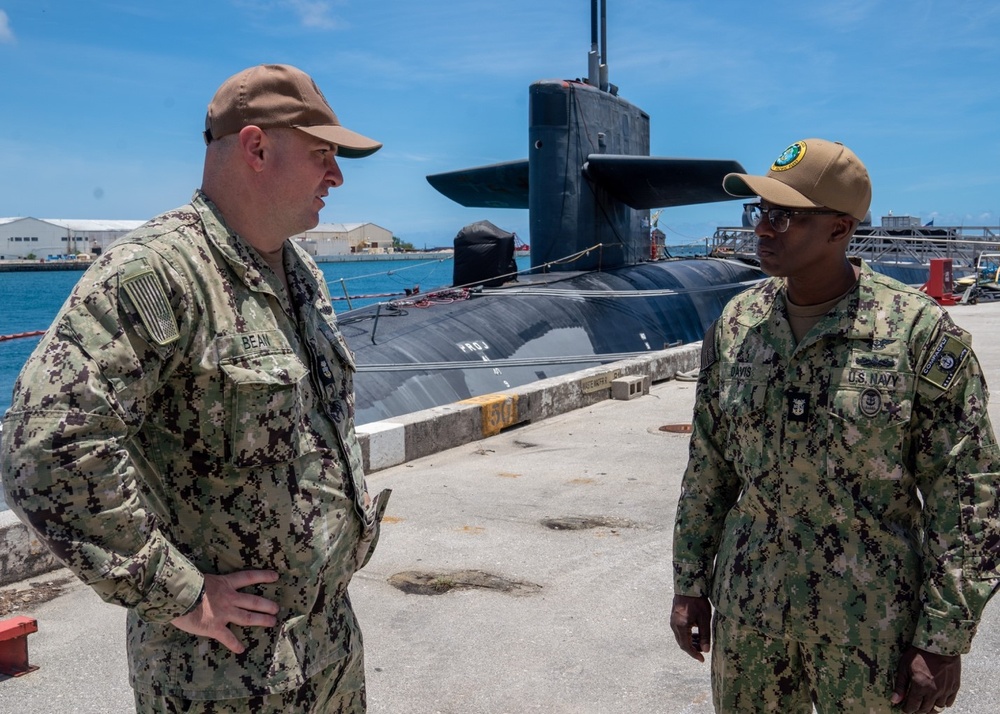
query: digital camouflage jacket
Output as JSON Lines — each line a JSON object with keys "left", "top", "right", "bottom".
{"left": 673, "top": 261, "right": 999, "bottom": 655}
{"left": 1, "top": 192, "right": 388, "bottom": 699}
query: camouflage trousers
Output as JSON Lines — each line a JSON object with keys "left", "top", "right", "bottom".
{"left": 133, "top": 645, "right": 366, "bottom": 714}
{"left": 711, "top": 613, "right": 909, "bottom": 714}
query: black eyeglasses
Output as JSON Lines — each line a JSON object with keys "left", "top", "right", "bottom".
{"left": 744, "top": 203, "right": 844, "bottom": 233}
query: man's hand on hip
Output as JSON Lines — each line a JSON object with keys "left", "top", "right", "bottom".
{"left": 171, "top": 570, "right": 280, "bottom": 654}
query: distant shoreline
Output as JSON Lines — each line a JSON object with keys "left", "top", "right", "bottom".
{"left": 0, "top": 260, "right": 91, "bottom": 272}
{"left": 0, "top": 251, "right": 469, "bottom": 272}
{"left": 313, "top": 251, "right": 457, "bottom": 263}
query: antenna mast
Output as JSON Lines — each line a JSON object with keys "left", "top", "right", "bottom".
{"left": 587, "top": 0, "right": 611, "bottom": 92}
{"left": 599, "top": 0, "right": 609, "bottom": 92}
{"left": 588, "top": 0, "right": 600, "bottom": 87}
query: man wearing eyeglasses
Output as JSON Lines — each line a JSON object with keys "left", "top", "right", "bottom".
{"left": 669, "top": 138, "right": 999, "bottom": 714}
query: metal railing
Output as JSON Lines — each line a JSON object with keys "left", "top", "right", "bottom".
{"left": 710, "top": 225, "right": 1000, "bottom": 271}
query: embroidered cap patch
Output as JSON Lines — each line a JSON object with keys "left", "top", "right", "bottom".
{"left": 771, "top": 142, "right": 806, "bottom": 172}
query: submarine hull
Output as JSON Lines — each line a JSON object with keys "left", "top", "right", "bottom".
{"left": 339, "top": 257, "right": 763, "bottom": 425}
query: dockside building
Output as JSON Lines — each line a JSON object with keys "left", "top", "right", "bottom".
{"left": 1, "top": 217, "right": 394, "bottom": 261}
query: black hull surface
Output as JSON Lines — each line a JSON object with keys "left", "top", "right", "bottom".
{"left": 868, "top": 263, "right": 931, "bottom": 287}
{"left": 339, "top": 257, "right": 764, "bottom": 424}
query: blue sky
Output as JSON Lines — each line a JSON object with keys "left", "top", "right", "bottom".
{"left": 0, "top": 0, "right": 997, "bottom": 248}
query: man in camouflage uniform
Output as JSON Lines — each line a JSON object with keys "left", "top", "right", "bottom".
{"left": 670, "top": 138, "right": 999, "bottom": 714}
{"left": 1, "top": 64, "right": 390, "bottom": 713}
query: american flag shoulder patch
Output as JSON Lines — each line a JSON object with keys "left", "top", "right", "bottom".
{"left": 122, "top": 269, "right": 180, "bottom": 346}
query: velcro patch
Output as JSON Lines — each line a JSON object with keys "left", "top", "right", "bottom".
{"left": 920, "top": 333, "right": 970, "bottom": 391}
{"left": 700, "top": 320, "right": 718, "bottom": 371}
{"left": 122, "top": 270, "right": 180, "bottom": 346}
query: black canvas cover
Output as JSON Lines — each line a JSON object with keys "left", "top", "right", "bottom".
{"left": 452, "top": 221, "right": 518, "bottom": 288}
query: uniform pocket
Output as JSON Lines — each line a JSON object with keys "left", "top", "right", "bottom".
{"left": 827, "top": 381, "right": 912, "bottom": 466}
{"left": 719, "top": 374, "right": 768, "bottom": 467}
{"left": 221, "top": 352, "right": 310, "bottom": 468}
{"left": 825, "top": 375, "right": 914, "bottom": 519}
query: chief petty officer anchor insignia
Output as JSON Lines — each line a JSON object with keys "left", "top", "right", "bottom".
{"left": 787, "top": 390, "right": 810, "bottom": 422}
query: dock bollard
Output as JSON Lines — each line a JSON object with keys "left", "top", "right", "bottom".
{"left": 0, "top": 615, "right": 39, "bottom": 676}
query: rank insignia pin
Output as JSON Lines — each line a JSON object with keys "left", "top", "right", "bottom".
{"left": 787, "top": 391, "right": 810, "bottom": 422}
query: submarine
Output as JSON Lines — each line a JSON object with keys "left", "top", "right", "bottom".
{"left": 339, "top": 0, "right": 765, "bottom": 425}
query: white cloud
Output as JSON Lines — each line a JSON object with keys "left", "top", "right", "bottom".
{"left": 283, "top": 0, "right": 342, "bottom": 30}
{"left": 0, "top": 10, "right": 15, "bottom": 44}
{"left": 229, "top": 0, "right": 344, "bottom": 31}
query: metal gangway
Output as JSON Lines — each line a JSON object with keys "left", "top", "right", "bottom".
{"left": 710, "top": 225, "right": 1000, "bottom": 273}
